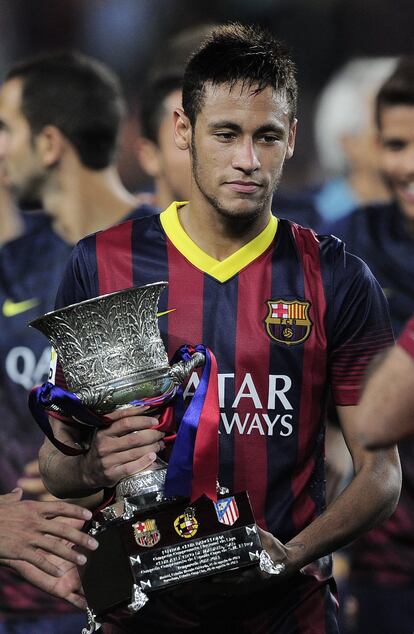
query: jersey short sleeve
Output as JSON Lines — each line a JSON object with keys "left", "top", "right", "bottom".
{"left": 322, "top": 237, "right": 394, "bottom": 405}
{"left": 398, "top": 316, "right": 414, "bottom": 360}
{"left": 54, "top": 236, "right": 98, "bottom": 310}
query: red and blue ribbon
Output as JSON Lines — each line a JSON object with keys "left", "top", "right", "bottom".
{"left": 28, "top": 344, "right": 220, "bottom": 501}
{"left": 164, "top": 344, "right": 219, "bottom": 502}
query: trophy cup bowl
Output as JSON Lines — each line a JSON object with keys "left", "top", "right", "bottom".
{"left": 29, "top": 281, "right": 205, "bottom": 505}
{"left": 29, "top": 282, "right": 263, "bottom": 628}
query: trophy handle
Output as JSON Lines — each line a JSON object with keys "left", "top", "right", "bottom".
{"left": 169, "top": 351, "right": 205, "bottom": 385}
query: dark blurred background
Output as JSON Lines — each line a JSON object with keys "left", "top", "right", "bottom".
{"left": 2, "top": 0, "right": 413, "bottom": 193}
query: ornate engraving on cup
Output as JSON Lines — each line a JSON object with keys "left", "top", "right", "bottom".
{"left": 29, "top": 282, "right": 172, "bottom": 412}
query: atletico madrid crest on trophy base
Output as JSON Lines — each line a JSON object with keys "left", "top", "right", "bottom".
{"left": 265, "top": 298, "right": 312, "bottom": 346}
{"left": 214, "top": 496, "right": 239, "bottom": 526}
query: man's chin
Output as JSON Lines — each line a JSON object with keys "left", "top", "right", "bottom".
{"left": 219, "top": 201, "right": 266, "bottom": 220}
{"left": 17, "top": 195, "right": 42, "bottom": 210}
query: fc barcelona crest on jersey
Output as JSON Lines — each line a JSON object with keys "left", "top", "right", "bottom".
{"left": 132, "top": 518, "right": 161, "bottom": 548}
{"left": 265, "top": 299, "right": 312, "bottom": 346}
{"left": 214, "top": 497, "right": 239, "bottom": 526}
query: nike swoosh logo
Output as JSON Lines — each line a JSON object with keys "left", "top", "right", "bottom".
{"left": 3, "top": 298, "right": 40, "bottom": 317}
{"left": 156, "top": 309, "right": 176, "bottom": 318}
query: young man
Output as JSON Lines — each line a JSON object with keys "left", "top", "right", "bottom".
{"left": 135, "top": 24, "right": 319, "bottom": 229}
{"left": 328, "top": 57, "right": 414, "bottom": 634}
{"left": 0, "top": 51, "right": 154, "bottom": 634}
{"left": 39, "top": 25, "right": 400, "bottom": 633}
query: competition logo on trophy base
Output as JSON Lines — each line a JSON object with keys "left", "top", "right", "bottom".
{"left": 174, "top": 507, "right": 199, "bottom": 539}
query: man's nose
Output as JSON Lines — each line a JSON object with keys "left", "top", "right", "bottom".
{"left": 401, "top": 147, "right": 414, "bottom": 176}
{"left": 232, "top": 138, "right": 260, "bottom": 173}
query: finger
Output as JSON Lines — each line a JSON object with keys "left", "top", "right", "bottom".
{"left": 105, "top": 405, "right": 150, "bottom": 422}
{"left": 43, "top": 524, "right": 99, "bottom": 552}
{"left": 23, "top": 460, "right": 41, "bottom": 477}
{"left": 108, "top": 452, "right": 159, "bottom": 483}
{"left": 17, "top": 477, "right": 48, "bottom": 495}
{"left": 40, "top": 501, "right": 93, "bottom": 522}
{"left": 102, "top": 437, "right": 165, "bottom": 472}
{"left": 36, "top": 535, "right": 93, "bottom": 566}
{"left": 39, "top": 492, "right": 58, "bottom": 502}
{"left": 107, "top": 415, "right": 160, "bottom": 437}
{"left": 67, "top": 593, "right": 87, "bottom": 610}
{"left": 0, "top": 488, "right": 23, "bottom": 503}
{"left": 104, "top": 429, "right": 165, "bottom": 455}
{"left": 25, "top": 550, "right": 66, "bottom": 577}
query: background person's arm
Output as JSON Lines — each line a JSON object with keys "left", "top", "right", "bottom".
{"left": 357, "top": 343, "right": 414, "bottom": 448}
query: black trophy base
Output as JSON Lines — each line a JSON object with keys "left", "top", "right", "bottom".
{"left": 81, "top": 491, "right": 262, "bottom": 619}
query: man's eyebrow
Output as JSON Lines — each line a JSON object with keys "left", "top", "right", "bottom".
{"left": 207, "top": 120, "right": 285, "bottom": 134}
{"left": 207, "top": 120, "right": 242, "bottom": 132}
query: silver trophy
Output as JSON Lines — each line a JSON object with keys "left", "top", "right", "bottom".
{"left": 29, "top": 281, "right": 263, "bottom": 628}
{"left": 29, "top": 281, "right": 204, "bottom": 511}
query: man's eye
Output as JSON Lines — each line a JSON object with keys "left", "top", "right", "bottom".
{"left": 215, "top": 132, "right": 235, "bottom": 141}
{"left": 260, "top": 135, "right": 278, "bottom": 144}
{"left": 384, "top": 140, "right": 405, "bottom": 151}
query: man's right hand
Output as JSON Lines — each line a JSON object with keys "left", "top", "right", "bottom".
{"left": 0, "top": 488, "right": 98, "bottom": 575}
{"left": 81, "top": 404, "right": 165, "bottom": 490}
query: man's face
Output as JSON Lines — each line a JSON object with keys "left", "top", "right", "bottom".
{"left": 0, "top": 78, "right": 45, "bottom": 206}
{"left": 157, "top": 89, "right": 191, "bottom": 201}
{"left": 378, "top": 105, "right": 414, "bottom": 219}
{"left": 188, "top": 82, "right": 296, "bottom": 220}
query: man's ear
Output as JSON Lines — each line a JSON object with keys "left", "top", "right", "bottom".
{"left": 174, "top": 107, "right": 192, "bottom": 151}
{"left": 35, "top": 125, "right": 66, "bottom": 167}
{"left": 285, "top": 118, "right": 297, "bottom": 160}
{"left": 135, "top": 137, "right": 162, "bottom": 178}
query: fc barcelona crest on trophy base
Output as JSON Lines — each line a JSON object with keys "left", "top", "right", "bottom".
{"left": 265, "top": 298, "right": 312, "bottom": 346}
{"left": 28, "top": 282, "right": 264, "bottom": 631}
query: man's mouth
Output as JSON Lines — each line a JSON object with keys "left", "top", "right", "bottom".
{"left": 396, "top": 181, "right": 414, "bottom": 204}
{"left": 225, "top": 180, "right": 262, "bottom": 194}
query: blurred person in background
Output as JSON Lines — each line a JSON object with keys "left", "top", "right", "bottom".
{"left": 0, "top": 123, "right": 48, "bottom": 246}
{"left": 0, "top": 50, "right": 155, "bottom": 634}
{"left": 135, "top": 24, "right": 215, "bottom": 210}
{"left": 314, "top": 57, "right": 396, "bottom": 225}
{"left": 329, "top": 57, "right": 414, "bottom": 634}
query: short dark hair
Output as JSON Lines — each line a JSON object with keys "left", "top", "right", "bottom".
{"left": 6, "top": 50, "right": 126, "bottom": 169}
{"left": 139, "top": 25, "right": 215, "bottom": 143}
{"left": 182, "top": 23, "right": 297, "bottom": 127}
{"left": 376, "top": 56, "right": 414, "bottom": 128}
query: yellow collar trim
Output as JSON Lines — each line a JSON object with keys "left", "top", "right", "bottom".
{"left": 160, "top": 201, "right": 278, "bottom": 283}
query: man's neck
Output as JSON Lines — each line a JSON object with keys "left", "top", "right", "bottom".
{"left": 42, "top": 165, "right": 137, "bottom": 244}
{"left": 0, "top": 186, "right": 23, "bottom": 246}
{"left": 178, "top": 196, "right": 272, "bottom": 262}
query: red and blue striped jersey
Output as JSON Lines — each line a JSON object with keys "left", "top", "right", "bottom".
{"left": 55, "top": 202, "right": 393, "bottom": 544}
